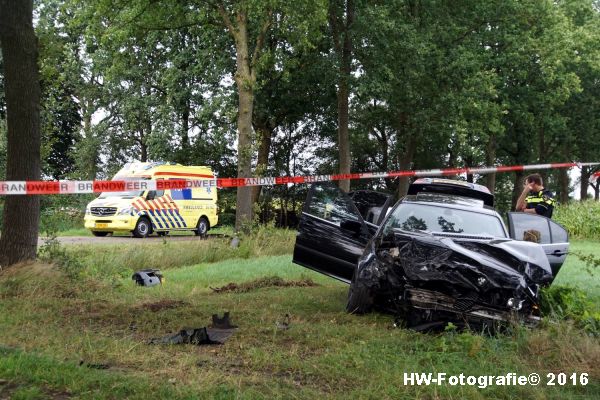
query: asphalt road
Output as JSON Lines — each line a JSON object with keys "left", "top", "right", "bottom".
{"left": 38, "top": 234, "right": 226, "bottom": 246}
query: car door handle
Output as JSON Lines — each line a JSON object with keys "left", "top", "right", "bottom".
{"left": 551, "top": 250, "right": 566, "bottom": 256}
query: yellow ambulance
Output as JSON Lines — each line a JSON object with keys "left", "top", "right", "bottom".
{"left": 84, "top": 162, "right": 218, "bottom": 237}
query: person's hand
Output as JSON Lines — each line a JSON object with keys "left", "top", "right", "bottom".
{"left": 522, "top": 181, "right": 533, "bottom": 192}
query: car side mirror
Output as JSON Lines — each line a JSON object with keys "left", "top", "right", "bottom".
{"left": 340, "top": 219, "right": 362, "bottom": 234}
{"left": 146, "top": 191, "right": 156, "bottom": 201}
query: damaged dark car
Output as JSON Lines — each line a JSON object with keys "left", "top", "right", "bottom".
{"left": 293, "top": 179, "right": 569, "bottom": 331}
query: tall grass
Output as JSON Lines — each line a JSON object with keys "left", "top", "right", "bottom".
{"left": 2, "top": 250, "right": 599, "bottom": 399}
{"left": 57, "top": 226, "right": 297, "bottom": 282}
{"left": 553, "top": 201, "right": 600, "bottom": 240}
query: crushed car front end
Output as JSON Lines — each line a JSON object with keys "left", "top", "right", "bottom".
{"left": 348, "top": 229, "right": 552, "bottom": 331}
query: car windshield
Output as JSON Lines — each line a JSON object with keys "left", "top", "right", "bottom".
{"left": 384, "top": 203, "right": 506, "bottom": 238}
{"left": 97, "top": 177, "right": 147, "bottom": 199}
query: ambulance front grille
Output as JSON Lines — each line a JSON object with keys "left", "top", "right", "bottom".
{"left": 91, "top": 207, "right": 117, "bottom": 217}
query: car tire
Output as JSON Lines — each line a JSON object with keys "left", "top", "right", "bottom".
{"left": 194, "top": 217, "right": 209, "bottom": 236}
{"left": 132, "top": 217, "right": 152, "bottom": 238}
{"left": 91, "top": 231, "right": 110, "bottom": 237}
{"left": 346, "top": 274, "right": 374, "bottom": 314}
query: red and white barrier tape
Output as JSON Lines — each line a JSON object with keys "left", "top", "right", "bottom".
{"left": 0, "top": 161, "right": 598, "bottom": 195}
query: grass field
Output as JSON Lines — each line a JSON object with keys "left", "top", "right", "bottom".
{"left": 1, "top": 237, "right": 599, "bottom": 399}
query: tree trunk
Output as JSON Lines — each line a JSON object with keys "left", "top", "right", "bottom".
{"left": 139, "top": 128, "right": 148, "bottom": 162}
{"left": 330, "top": 0, "right": 354, "bottom": 193}
{"left": 485, "top": 134, "right": 496, "bottom": 193}
{"left": 233, "top": 13, "right": 255, "bottom": 231}
{"left": 179, "top": 102, "right": 190, "bottom": 164}
{"left": 558, "top": 168, "right": 569, "bottom": 204}
{"left": 0, "top": 0, "right": 41, "bottom": 266}
{"left": 336, "top": 76, "right": 351, "bottom": 192}
{"left": 397, "top": 132, "right": 417, "bottom": 199}
{"left": 580, "top": 166, "right": 589, "bottom": 201}
{"left": 251, "top": 123, "right": 273, "bottom": 205}
{"left": 80, "top": 101, "right": 98, "bottom": 179}
{"left": 511, "top": 171, "right": 524, "bottom": 210}
{"left": 465, "top": 155, "right": 473, "bottom": 183}
{"left": 216, "top": 5, "right": 272, "bottom": 231}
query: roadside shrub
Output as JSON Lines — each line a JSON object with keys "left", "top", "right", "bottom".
{"left": 39, "top": 194, "right": 92, "bottom": 234}
{"left": 553, "top": 201, "right": 600, "bottom": 241}
{"left": 540, "top": 285, "right": 600, "bottom": 336}
{"left": 38, "top": 237, "right": 85, "bottom": 280}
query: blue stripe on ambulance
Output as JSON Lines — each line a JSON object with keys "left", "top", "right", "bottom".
{"left": 156, "top": 209, "right": 172, "bottom": 228}
{"left": 138, "top": 211, "right": 158, "bottom": 230}
{"left": 161, "top": 209, "right": 177, "bottom": 228}
{"left": 166, "top": 209, "right": 182, "bottom": 228}
{"left": 172, "top": 209, "right": 187, "bottom": 227}
{"left": 148, "top": 210, "right": 165, "bottom": 229}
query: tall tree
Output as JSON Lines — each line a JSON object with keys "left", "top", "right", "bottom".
{"left": 211, "top": 0, "right": 326, "bottom": 230}
{"left": 329, "top": 0, "right": 355, "bottom": 192}
{"left": 0, "top": 0, "right": 42, "bottom": 266}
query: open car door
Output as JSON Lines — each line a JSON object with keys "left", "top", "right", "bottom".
{"left": 507, "top": 212, "right": 569, "bottom": 277}
{"left": 293, "top": 183, "right": 373, "bottom": 283}
{"left": 348, "top": 190, "right": 393, "bottom": 227}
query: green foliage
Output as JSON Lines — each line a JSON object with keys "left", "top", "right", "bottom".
{"left": 2, "top": 0, "right": 600, "bottom": 222}
{"left": 553, "top": 201, "right": 600, "bottom": 240}
{"left": 540, "top": 285, "right": 600, "bottom": 336}
{"left": 39, "top": 194, "right": 91, "bottom": 234}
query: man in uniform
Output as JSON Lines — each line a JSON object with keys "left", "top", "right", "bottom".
{"left": 515, "top": 173, "right": 556, "bottom": 218}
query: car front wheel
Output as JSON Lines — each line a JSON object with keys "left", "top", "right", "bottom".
{"left": 346, "top": 273, "right": 374, "bottom": 314}
{"left": 132, "top": 217, "right": 152, "bottom": 238}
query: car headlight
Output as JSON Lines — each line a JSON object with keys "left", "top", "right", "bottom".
{"left": 507, "top": 298, "right": 524, "bottom": 311}
{"left": 85, "top": 207, "right": 91, "bottom": 215}
{"left": 117, "top": 206, "right": 134, "bottom": 215}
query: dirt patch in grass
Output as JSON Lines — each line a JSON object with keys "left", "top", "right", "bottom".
{"left": 137, "top": 299, "right": 188, "bottom": 313}
{"left": 0, "top": 380, "right": 72, "bottom": 400}
{"left": 210, "top": 276, "right": 319, "bottom": 293}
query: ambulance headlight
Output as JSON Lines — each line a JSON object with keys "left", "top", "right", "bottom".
{"left": 117, "top": 206, "right": 134, "bottom": 216}
{"left": 85, "top": 207, "right": 91, "bottom": 215}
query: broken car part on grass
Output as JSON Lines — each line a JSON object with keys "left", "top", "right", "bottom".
{"left": 293, "top": 179, "right": 569, "bottom": 332}
{"left": 132, "top": 269, "right": 163, "bottom": 287}
{"left": 149, "top": 312, "right": 237, "bottom": 345}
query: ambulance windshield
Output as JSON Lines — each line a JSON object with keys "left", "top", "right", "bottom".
{"left": 98, "top": 176, "right": 148, "bottom": 199}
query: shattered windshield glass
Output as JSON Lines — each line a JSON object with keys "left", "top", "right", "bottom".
{"left": 384, "top": 203, "right": 506, "bottom": 238}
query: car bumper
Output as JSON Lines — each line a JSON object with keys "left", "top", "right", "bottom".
{"left": 84, "top": 215, "right": 137, "bottom": 231}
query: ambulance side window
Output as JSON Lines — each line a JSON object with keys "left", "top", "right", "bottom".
{"left": 171, "top": 188, "right": 192, "bottom": 200}
{"left": 155, "top": 190, "right": 164, "bottom": 197}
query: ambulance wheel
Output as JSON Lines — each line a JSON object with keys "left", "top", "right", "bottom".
{"left": 132, "top": 217, "right": 152, "bottom": 238}
{"left": 91, "top": 231, "right": 110, "bottom": 237}
{"left": 194, "top": 217, "right": 209, "bottom": 236}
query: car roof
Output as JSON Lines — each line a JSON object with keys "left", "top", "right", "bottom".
{"left": 408, "top": 178, "right": 494, "bottom": 207}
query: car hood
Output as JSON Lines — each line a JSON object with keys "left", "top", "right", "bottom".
{"left": 364, "top": 231, "right": 553, "bottom": 293}
{"left": 87, "top": 197, "right": 139, "bottom": 209}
